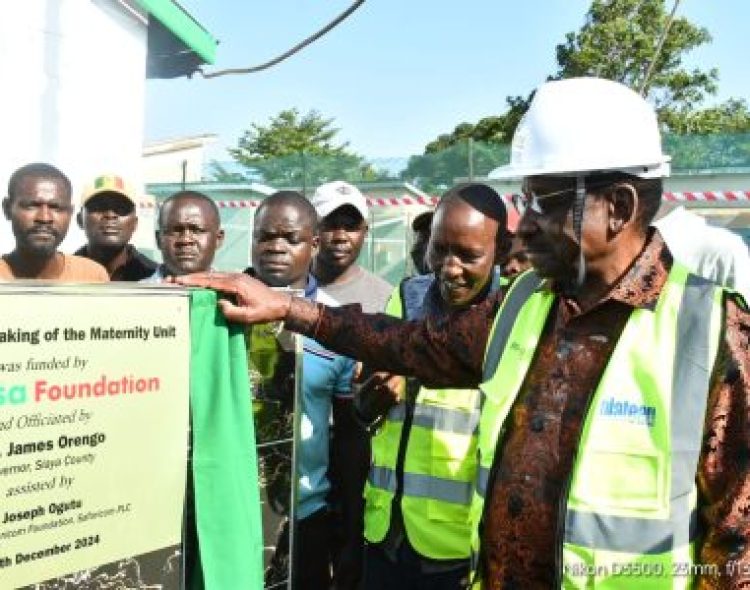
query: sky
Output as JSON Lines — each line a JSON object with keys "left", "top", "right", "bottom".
{"left": 145, "top": 0, "right": 750, "bottom": 162}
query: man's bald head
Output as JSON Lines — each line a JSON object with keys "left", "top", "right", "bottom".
{"left": 156, "top": 190, "right": 224, "bottom": 275}
{"left": 158, "top": 191, "right": 220, "bottom": 230}
{"left": 255, "top": 191, "right": 318, "bottom": 234}
{"left": 252, "top": 191, "right": 319, "bottom": 289}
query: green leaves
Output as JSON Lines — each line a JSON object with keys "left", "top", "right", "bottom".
{"left": 226, "top": 109, "right": 386, "bottom": 188}
{"left": 418, "top": 0, "right": 750, "bottom": 162}
{"left": 402, "top": 141, "right": 510, "bottom": 193}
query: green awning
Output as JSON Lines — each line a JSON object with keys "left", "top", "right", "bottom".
{"left": 136, "top": 0, "right": 218, "bottom": 78}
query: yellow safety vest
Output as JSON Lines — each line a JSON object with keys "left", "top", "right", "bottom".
{"left": 363, "top": 274, "right": 488, "bottom": 559}
{"left": 470, "top": 265, "right": 723, "bottom": 588}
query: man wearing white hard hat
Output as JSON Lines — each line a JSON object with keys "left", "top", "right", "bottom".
{"left": 175, "top": 77, "right": 750, "bottom": 589}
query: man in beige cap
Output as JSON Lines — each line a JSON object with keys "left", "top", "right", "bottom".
{"left": 311, "top": 180, "right": 391, "bottom": 313}
{"left": 0, "top": 163, "right": 108, "bottom": 281}
{"left": 76, "top": 174, "right": 157, "bottom": 281}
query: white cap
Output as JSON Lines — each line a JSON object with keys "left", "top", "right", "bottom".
{"left": 311, "top": 181, "right": 368, "bottom": 220}
{"left": 490, "top": 77, "right": 670, "bottom": 180}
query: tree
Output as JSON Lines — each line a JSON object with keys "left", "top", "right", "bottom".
{"left": 227, "top": 108, "right": 380, "bottom": 188}
{"left": 420, "top": 95, "right": 531, "bottom": 155}
{"left": 402, "top": 97, "right": 522, "bottom": 191}
{"left": 207, "top": 161, "right": 255, "bottom": 183}
{"left": 401, "top": 141, "right": 510, "bottom": 193}
{"left": 553, "top": 0, "right": 750, "bottom": 134}
{"left": 418, "top": 0, "right": 750, "bottom": 166}
{"left": 661, "top": 99, "right": 750, "bottom": 135}
{"left": 555, "top": 0, "right": 715, "bottom": 111}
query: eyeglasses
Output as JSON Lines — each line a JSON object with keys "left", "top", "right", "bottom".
{"left": 512, "top": 179, "right": 622, "bottom": 216}
{"left": 511, "top": 187, "right": 577, "bottom": 216}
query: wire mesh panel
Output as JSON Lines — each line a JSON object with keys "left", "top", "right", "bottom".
{"left": 359, "top": 209, "right": 409, "bottom": 286}
{"left": 146, "top": 132, "right": 750, "bottom": 288}
{"left": 246, "top": 309, "right": 303, "bottom": 590}
{"left": 214, "top": 207, "right": 253, "bottom": 271}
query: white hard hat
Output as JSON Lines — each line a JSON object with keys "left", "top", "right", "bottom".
{"left": 490, "top": 77, "right": 670, "bottom": 180}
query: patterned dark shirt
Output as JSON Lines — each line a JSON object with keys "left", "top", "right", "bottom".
{"left": 293, "top": 232, "right": 750, "bottom": 589}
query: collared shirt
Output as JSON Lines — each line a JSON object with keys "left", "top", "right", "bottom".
{"left": 245, "top": 269, "right": 356, "bottom": 520}
{"left": 301, "top": 231, "right": 750, "bottom": 589}
{"left": 75, "top": 244, "right": 158, "bottom": 281}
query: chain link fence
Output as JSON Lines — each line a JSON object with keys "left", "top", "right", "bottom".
{"left": 147, "top": 133, "right": 750, "bottom": 283}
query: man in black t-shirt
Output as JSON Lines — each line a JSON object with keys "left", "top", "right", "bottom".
{"left": 76, "top": 174, "right": 157, "bottom": 281}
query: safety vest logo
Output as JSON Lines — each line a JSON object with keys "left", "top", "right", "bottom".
{"left": 599, "top": 397, "right": 657, "bottom": 427}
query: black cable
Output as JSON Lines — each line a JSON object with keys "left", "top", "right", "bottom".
{"left": 197, "top": 0, "right": 366, "bottom": 79}
{"left": 638, "top": 0, "right": 683, "bottom": 95}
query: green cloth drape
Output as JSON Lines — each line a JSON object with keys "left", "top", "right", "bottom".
{"left": 189, "top": 289, "right": 263, "bottom": 589}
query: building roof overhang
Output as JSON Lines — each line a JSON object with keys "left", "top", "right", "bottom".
{"left": 135, "top": 0, "right": 217, "bottom": 78}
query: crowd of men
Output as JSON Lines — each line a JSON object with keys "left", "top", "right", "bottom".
{"left": 0, "top": 164, "right": 229, "bottom": 283}
{"left": 175, "top": 77, "right": 750, "bottom": 590}
{"left": 4, "top": 160, "right": 506, "bottom": 588}
{"left": 7, "top": 75, "right": 750, "bottom": 590}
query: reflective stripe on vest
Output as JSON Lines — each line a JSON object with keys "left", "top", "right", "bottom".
{"left": 387, "top": 398, "right": 481, "bottom": 435}
{"left": 481, "top": 270, "right": 543, "bottom": 384}
{"left": 475, "top": 466, "right": 490, "bottom": 500}
{"left": 564, "top": 508, "right": 699, "bottom": 555}
{"left": 475, "top": 270, "right": 543, "bottom": 499}
{"left": 471, "top": 264, "right": 723, "bottom": 588}
{"left": 369, "top": 465, "right": 474, "bottom": 506}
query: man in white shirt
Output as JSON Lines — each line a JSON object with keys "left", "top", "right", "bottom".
{"left": 653, "top": 205, "right": 750, "bottom": 301}
{"left": 311, "top": 181, "right": 392, "bottom": 313}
